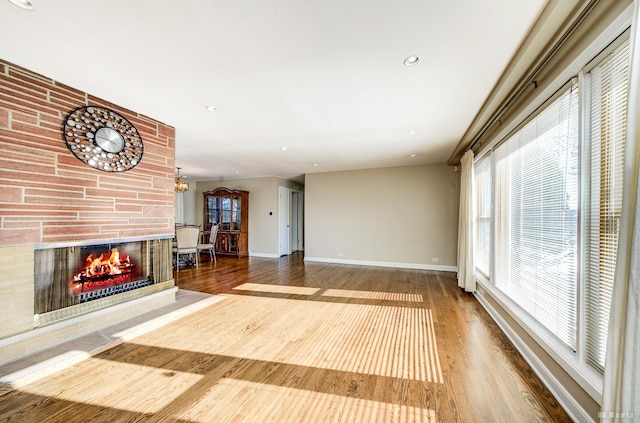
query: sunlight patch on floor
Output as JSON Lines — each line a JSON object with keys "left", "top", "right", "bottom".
{"left": 175, "top": 378, "right": 438, "bottom": 423}
{"left": 132, "top": 295, "right": 444, "bottom": 383}
{"left": 322, "top": 288, "right": 424, "bottom": 302}
{"left": 18, "top": 357, "right": 202, "bottom": 413}
{"left": 233, "top": 283, "right": 321, "bottom": 296}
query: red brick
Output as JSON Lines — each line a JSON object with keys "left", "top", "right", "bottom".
{"left": 0, "top": 171, "right": 97, "bottom": 190}
{"left": 143, "top": 141, "right": 174, "bottom": 157}
{"left": 25, "top": 188, "right": 84, "bottom": 199}
{"left": 118, "top": 198, "right": 172, "bottom": 206}
{"left": 0, "top": 109, "right": 8, "bottom": 128}
{"left": 138, "top": 192, "right": 174, "bottom": 202}
{"left": 1, "top": 210, "right": 76, "bottom": 218}
{"left": 115, "top": 204, "right": 143, "bottom": 213}
{"left": 24, "top": 196, "right": 113, "bottom": 209}
{"left": 158, "top": 124, "right": 175, "bottom": 139}
{"left": 53, "top": 81, "right": 85, "bottom": 101}
{"left": 39, "top": 112, "right": 63, "bottom": 125}
{"left": 85, "top": 188, "right": 138, "bottom": 200}
{"left": 153, "top": 176, "right": 174, "bottom": 190}
{"left": 136, "top": 161, "right": 175, "bottom": 176}
{"left": 0, "top": 92, "right": 60, "bottom": 116}
{"left": 142, "top": 205, "right": 174, "bottom": 218}
{"left": 129, "top": 217, "right": 172, "bottom": 225}
{"left": 97, "top": 174, "right": 152, "bottom": 189}
{"left": 44, "top": 224, "right": 102, "bottom": 236}
{"left": 0, "top": 129, "right": 68, "bottom": 154}
{"left": 0, "top": 186, "right": 23, "bottom": 203}
{"left": 3, "top": 220, "right": 40, "bottom": 229}
{"left": 0, "top": 139, "right": 56, "bottom": 164}
{"left": 0, "top": 159, "right": 55, "bottom": 175}
{"left": 118, "top": 228, "right": 173, "bottom": 239}
{"left": 49, "top": 91, "right": 82, "bottom": 112}
{"left": 11, "top": 121, "right": 60, "bottom": 140}
{"left": 127, "top": 113, "right": 159, "bottom": 130}
{"left": 57, "top": 154, "right": 96, "bottom": 170}
{"left": 44, "top": 232, "right": 116, "bottom": 244}
{"left": 78, "top": 213, "right": 130, "bottom": 223}
{"left": 12, "top": 111, "right": 38, "bottom": 125}
{"left": 6, "top": 63, "right": 54, "bottom": 87}
{"left": 2, "top": 69, "right": 50, "bottom": 97}
{"left": 50, "top": 86, "right": 85, "bottom": 107}
{"left": 0, "top": 81, "right": 49, "bottom": 105}
{"left": 0, "top": 228, "right": 41, "bottom": 245}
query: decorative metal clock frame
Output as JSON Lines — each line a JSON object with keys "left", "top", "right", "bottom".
{"left": 62, "top": 106, "right": 144, "bottom": 172}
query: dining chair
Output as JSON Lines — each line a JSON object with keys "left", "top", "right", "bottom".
{"left": 173, "top": 226, "right": 200, "bottom": 272}
{"left": 197, "top": 223, "right": 218, "bottom": 263}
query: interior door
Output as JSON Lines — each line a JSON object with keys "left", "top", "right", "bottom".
{"left": 279, "top": 186, "right": 290, "bottom": 256}
{"left": 291, "top": 190, "right": 303, "bottom": 251}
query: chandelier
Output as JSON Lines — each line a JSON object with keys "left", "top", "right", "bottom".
{"left": 174, "top": 167, "right": 189, "bottom": 193}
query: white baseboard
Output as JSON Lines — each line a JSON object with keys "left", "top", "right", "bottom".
{"left": 474, "top": 291, "right": 595, "bottom": 423}
{"left": 249, "top": 252, "right": 281, "bottom": 258}
{"left": 303, "top": 256, "right": 457, "bottom": 272}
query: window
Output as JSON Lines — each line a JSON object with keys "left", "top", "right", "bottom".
{"left": 473, "top": 35, "right": 630, "bottom": 376}
{"left": 474, "top": 155, "right": 491, "bottom": 277}
{"left": 584, "top": 39, "right": 629, "bottom": 372}
{"left": 493, "top": 85, "right": 579, "bottom": 349}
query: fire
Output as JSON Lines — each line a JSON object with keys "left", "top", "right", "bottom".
{"left": 73, "top": 248, "right": 132, "bottom": 282}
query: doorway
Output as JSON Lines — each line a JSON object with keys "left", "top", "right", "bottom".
{"left": 279, "top": 187, "right": 304, "bottom": 256}
{"left": 291, "top": 190, "right": 303, "bottom": 252}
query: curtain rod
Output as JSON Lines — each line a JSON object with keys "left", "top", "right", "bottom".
{"left": 466, "top": 0, "right": 600, "bottom": 155}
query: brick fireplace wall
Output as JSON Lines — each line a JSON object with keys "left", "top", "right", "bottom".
{"left": 0, "top": 59, "right": 176, "bottom": 342}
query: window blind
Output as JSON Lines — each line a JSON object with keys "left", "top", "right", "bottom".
{"left": 584, "top": 39, "right": 630, "bottom": 373}
{"left": 494, "top": 85, "right": 580, "bottom": 349}
{"left": 475, "top": 155, "right": 491, "bottom": 277}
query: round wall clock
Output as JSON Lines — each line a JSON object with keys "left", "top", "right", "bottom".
{"left": 62, "top": 106, "right": 144, "bottom": 172}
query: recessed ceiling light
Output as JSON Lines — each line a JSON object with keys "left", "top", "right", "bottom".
{"left": 403, "top": 56, "right": 419, "bottom": 67}
{"left": 280, "top": 147, "right": 287, "bottom": 151}
{"left": 8, "top": 0, "right": 34, "bottom": 10}
{"left": 312, "top": 163, "right": 318, "bottom": 166}
{"left": 410, "top": 154, "right": 417, "bottom": 157}
{"left": 205, "top": 105, "right": 217, "bottom": 112}
{"left": 234, "top": 171, "right": 240, "bottom": 174}
{"left": 408, "top": 129, "right": 417, "bottom": 135}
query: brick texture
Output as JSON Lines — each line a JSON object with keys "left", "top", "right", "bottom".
{"left": 0, "top": 59, "right": 176, "bottom": 246}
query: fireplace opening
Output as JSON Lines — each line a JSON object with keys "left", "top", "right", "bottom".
{"left": 69, "top": 244, "right": 152, "bottom": 303}
{"left": 34, "top": 237, "right": 173, "bottom": 316}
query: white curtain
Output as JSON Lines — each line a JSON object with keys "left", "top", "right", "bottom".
{"left": 457, "top": 150, "right": 476, "bottom": 292}
{"left": 601, "top": 1, "right": 640, "bottom": 420}
{"left": 175, "top": 192, "right": 184, "bottom": 225}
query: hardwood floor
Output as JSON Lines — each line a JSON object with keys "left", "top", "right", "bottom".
{"left": 0, "top": 253, "right": 571, "bottom": 422}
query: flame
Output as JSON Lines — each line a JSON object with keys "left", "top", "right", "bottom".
{"left": 73, "top": 248, "right": 131, "bottom": 281}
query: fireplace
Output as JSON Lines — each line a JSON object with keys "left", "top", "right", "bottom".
{"left": 69, "top": 243, "right": 150, "bottom": 303}
{"left": 34, "top": 236, "right": 174, "bottom": 326}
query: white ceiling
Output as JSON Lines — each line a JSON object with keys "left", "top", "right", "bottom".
{"left": 0, "top": 0, "right": 547, "bottom": 182}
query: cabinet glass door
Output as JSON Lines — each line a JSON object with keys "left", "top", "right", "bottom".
{"left": 221, "top": 197, "right": 231, "bottom": 230}
{"left": 232, "top": 196, "right": 241, "bottom": 230}
{"left": 206, "top": 197, "right": 220, "bottom": 231}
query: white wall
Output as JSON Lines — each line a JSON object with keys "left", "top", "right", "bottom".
{"left": 304, "top": 164, "right": 459, "bottom": 270}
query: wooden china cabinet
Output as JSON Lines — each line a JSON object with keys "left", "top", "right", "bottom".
{"left": 203, "top": 187, "right": 249, "bottom": 257}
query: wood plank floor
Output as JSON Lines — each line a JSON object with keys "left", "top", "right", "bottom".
{"left": 0, "top": 253, "right": 571, "bottom": 422}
